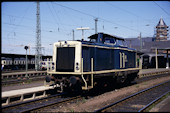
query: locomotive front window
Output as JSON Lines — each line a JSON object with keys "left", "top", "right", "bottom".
{"left": 56, "top": 47, "right": 75, "bottom": 72}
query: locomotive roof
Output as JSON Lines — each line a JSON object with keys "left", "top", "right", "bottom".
{"left": 88, "top": 32, "right": 125, "bottom": 41}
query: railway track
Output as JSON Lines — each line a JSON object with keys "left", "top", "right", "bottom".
{"left": 2, "top": 69, "right": 170, "bottom": 88}
{"left": 2, "top": 73, "right": 170, "bottom": 112}
{"left": 95, "top": 80, "right": 170, "bottom": 112}
{"left": 2, "top": 93, "right": 81, "bottom": 113}
{"left": 139, "top": 91, "right": 170, "bottom": 112}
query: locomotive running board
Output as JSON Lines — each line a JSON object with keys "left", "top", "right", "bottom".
{"left": 47, "top": 68, "right": 140, "bottom": 75}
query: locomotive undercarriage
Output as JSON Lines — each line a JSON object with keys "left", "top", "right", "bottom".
{"left": 46, "top": 74, "right": 83, "bottom": 93}
{"left": 45, "top": 70, "right": 138, "bottom": 93}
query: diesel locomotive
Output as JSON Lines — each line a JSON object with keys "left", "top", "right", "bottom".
{"left": 45, "top": 32, "right": 140, "bottom": 92}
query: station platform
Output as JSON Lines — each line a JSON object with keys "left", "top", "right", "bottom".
{"left": 2, "top": 85, "right": 55, "bottom": 106}
{"left": 138, "top": 68, "right": 170, "bottom": 77}
{"left": 157, "top": 96, "right": 170, "bottom": 112}
{"left": 2, "top": 68, "right": 170, "bottom": 106}
{"left": 2, "top": 86, "right": 54, "bottom": 98}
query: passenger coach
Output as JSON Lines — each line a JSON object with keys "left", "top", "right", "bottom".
{"left": 46, "top": 32, "right": 140, "bottom": 92}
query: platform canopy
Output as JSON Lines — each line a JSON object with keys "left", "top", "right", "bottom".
{"left": 157, "top": 48, "right": 170, "bottom": 52}
{"left": 155, "top": 48, "right": 170, "bottom": 69}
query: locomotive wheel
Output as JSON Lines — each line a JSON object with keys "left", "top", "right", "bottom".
{"left": 45, "top": 76, "right": 51, "bottom": 82}
{"left": 69, "top": 76, "right": 82, "bottom": 94}
{"left": 72, "top": 80, "right": 82, "bottom": 94}
{"left": 117, "top": 75, "right": 127, "bottom": 84}
{"left": 63, "top": 76, "right": 82, "bottom": 94}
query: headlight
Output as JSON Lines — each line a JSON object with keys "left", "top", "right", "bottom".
{"left": 76, "top": 62, "right": 79, "bottom": 70}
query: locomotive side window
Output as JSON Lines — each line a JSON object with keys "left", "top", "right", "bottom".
{"left": 117, "top": 40, "right": 124, "bottom": 46}
{"left": 90, "top": 39, "right": 97, "bottom": 42}
{"left": 104, "top": 37, "right": 110, "bottom": 43}
{"left": 2, "top": 60, "right": 6, "bottom": 65}
{"left": 104, "top": 37, "right": 115, "bottom": 45}
{"left": 110, "top": 38, "right": 116, "bottom": 44}
{"left": 116, "top": 40, "right": 127, "bottom": 47}
{"left": 6, "top": 60, "right": 9, "bottom": 65}
{"left": 14, "top": 61, "right": 17, "bottom": 65}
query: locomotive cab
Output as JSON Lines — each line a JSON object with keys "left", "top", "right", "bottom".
{"left": 89, "top": 33, "right": 127, "bottom": 47}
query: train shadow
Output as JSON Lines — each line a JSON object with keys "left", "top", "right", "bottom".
{"left": 47, "top": 80, "right": 138, "bottom": 98}
{"left": 84, "top": 81, "right": 137, "bottom": 97}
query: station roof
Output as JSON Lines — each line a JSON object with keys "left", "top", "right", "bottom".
{"left": 157, "top": 48, "right": 170, "bottom": 51}
{"left": 1, "top": 53, "right": 52, "bottom": 59}
{"left": 88, "top": 32, "right": 125, "bottom": 41}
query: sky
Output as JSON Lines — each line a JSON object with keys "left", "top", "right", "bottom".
{"left": 1, "top": 1, "right": 170, "bottom": 55}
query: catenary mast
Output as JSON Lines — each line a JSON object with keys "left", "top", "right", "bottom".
{"left": 35, "top": 1, "right": 42, "bottom": 71}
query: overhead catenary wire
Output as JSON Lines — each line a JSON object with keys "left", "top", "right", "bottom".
{"left": 53, "top": 2, "right": 146, "bottom": 34}
{"left": 2, "top": 13, "right": 80, "bottom": 28}
{"left": 6, "top": 3, "right": 33, "bottom": 40}
{"left": 3, "top": 2, "right": 169, "bottom": 38}
{"left": 153, "top": 1, "right": 170, "bottom": 16}
{"left": 50, "top": 2, "right": 67, "bottom": 32}
{"left": 105, "top": 2, "right": 150, "bottom": 22}
{"left": 2, "top": 22, "right": 75, "bottom": 36}
{"left": 3, "top": 2, "right": 168, "bottom": 54}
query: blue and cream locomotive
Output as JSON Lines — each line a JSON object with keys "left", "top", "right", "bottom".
{"left": 46, "top": 33, "right": 140, "bottom": 92}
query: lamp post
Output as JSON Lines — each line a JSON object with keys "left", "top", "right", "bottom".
{"left": 24, "top": 46, "right": 29, "bottom": 78}
{"left": 155, "top": 48, "right": 158, "bottom": 69}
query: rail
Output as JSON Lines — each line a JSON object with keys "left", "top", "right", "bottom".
{"left": 2, "top": 93, "right": 66, "bottom": 112}
{"left": 20, "top": 96, "right": 81, "bottom": 113}
{"left": 95, "top": 80, "right": 170, "bottom": 112}
{"left": 138, "top": 91, "right": 170, "bottom": 112}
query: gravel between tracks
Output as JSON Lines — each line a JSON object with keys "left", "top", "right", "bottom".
{"left": 49, "top": 76, "right": 170, "bottom": 112}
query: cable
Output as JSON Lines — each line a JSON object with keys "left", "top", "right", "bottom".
{"left": 53, "top": 2, "right": 96, "bottom": 18}
{"left": 153, "top": 1, "right": 170, "bottom": 16}
{"left": 2, "top": 22, "right": 73, "bottom": 33}
{"left": 2, "top": 13, "right": 80, "bottom": 28}
{"left": 104, "top": 2, "right": 148, "bottom": 22}
{"left": 6, "top": 3, "right": 33, "bottom": 39}
{"left": 46, "top": 3, "right": 60, "bottom": 29}
{"left": 53, "top": 2, "right": 142, "bottom": 33}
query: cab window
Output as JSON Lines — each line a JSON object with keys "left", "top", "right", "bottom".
{"left": 104, "top": 37, "right": 115, "bottom": 44}
{"left": 116, "top": 40, "right": 124, "bottom": 46}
